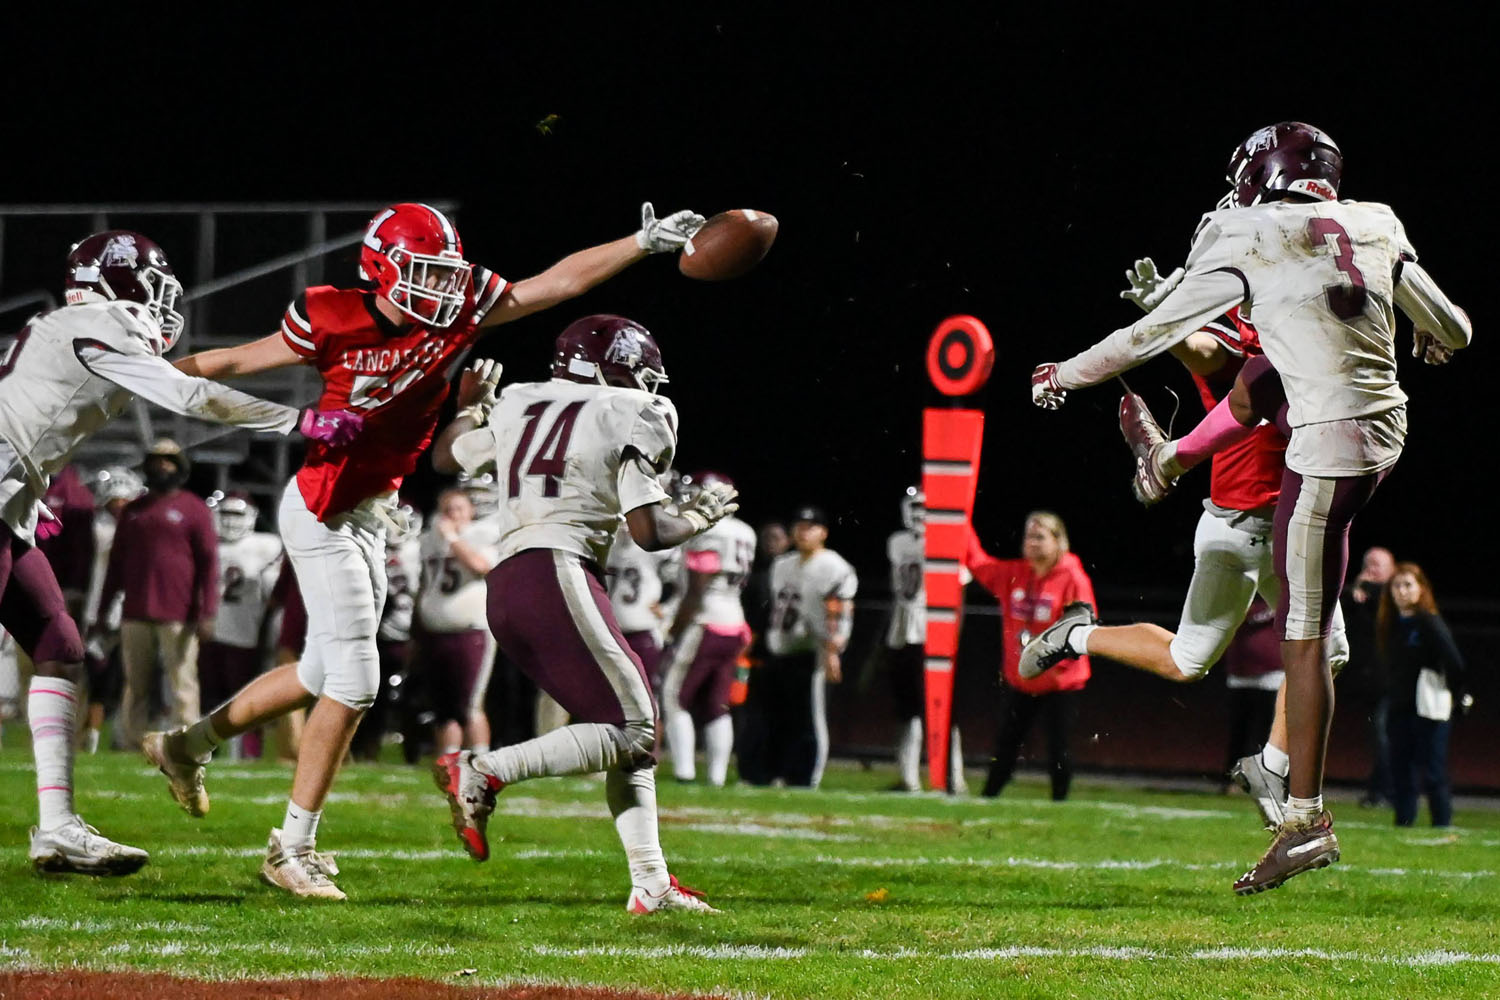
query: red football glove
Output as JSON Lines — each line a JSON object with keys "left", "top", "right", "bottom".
{"left": 1030, "top": 363, "right": 1067, "bottom": 410}
{"left": 36, "top": 513, "right": 63, "bottom": 541}
{"left": 299, "top": 408, "right": 365, "bottom": 447}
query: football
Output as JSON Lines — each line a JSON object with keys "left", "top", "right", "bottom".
{"left": 678, "top": 209, "right": 778, "bottom": 281}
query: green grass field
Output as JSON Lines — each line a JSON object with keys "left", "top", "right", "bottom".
{"left": 1, "top": 746, "right": 1496, "bottom": 999}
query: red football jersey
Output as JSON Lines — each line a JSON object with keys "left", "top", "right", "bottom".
{"left": 279, "top": 265, "right": 508, "bottom": 519}
{"left": 1190, "top": 309, "right": 1286, "bottom": 513}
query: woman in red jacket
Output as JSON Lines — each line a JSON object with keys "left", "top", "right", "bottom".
{"left": 966, "top": 511, "right": 1095, "bottom": 800}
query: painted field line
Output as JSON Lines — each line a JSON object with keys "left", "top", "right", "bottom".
{"left": 90, "top": 940, "right": 459, "bottom": 959}
{"left": 15, "top": 917, "right": 209, "bottom": 933}
{"left": 528, "top": 943, "right": 1500, "bottom": 968}
{"left": 139, "top": 844, "right": 1494, "bottom": 881}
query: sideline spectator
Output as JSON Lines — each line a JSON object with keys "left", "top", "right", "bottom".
{"left": 734, "top": 522, "right": 789, "bottom": 784}
{"left": 102, "top": 440, "right": 217, "bottom": 747}
{"left": 37, "top": 464, "right": 96, "bottom": 623}
{"left": 1342, "top": 546, "right": 1397, "bottom": 807}
{"left": 965, "top": 511, "right": 1094, "bottom": 801}
{"left": 1378, "top": 562, "right": 1467, "bottom": 828}
{"left": 753, "top": 506, "right": 857, "bottom": 788}
{"left": 1221, "top": 596, "right": 1284, "bottom": 790}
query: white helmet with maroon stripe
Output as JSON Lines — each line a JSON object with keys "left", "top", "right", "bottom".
{"left": 358, "top": 203, "right": 471, "bottom": 328}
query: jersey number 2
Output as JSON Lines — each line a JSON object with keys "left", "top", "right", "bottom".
{"left": 508, "top": 401, "right": 585, "bottom": 498}
{"left": 1307, "top": 218, "right": 1368, "bottom": 320}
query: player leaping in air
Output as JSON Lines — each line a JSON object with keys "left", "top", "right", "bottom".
{"left": 144, "top": 201, "right": 706, "bottom": 900}
{"left": 430, "top": 314, "right": 738, "bottom": 913}
{"left": 1, "top": 231, "right": 361, "bottom": 876}
{"left": 1027, "top": 122, "right": 1470, "bottom": 894}
{"left": 1018, "top": 262, "right": 1351, "bottom": 833}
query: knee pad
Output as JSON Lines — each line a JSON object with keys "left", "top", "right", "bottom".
{"left": 314, "top": 641, "right": 380, "bottom": 711}
{"left": 615, "top": 715, "right": 657, "bottom": 769}
{"left": 1166, "top": 637, "right": 1213, "bottom": 682}
{"left": 31, "top": 612, "right": 85, "bottom": 668}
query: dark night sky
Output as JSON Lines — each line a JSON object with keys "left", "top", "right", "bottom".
{"left": 4, "top": 11, "right": 1493, "bottom": 604}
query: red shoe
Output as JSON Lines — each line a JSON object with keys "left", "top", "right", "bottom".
{"left": 627, "top": 875, "right": 721, "bottom": 914}
{"left": 431, "top": 751, "right": 504, "bottom": 861}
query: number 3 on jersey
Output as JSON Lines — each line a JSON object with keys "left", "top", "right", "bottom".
{"left": 508, "top": 400, "right": 585, "bottom": 498}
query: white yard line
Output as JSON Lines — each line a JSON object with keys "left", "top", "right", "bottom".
{"left": 528, "top": 943, "right": 1500, "bottom": 967}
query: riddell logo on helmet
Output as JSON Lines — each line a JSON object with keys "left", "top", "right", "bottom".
{"left": 1290, "top": 178, "right": 1337, "bottom": 201}
{"left": 101, "top": 235, "right": 139, "bottom": 268}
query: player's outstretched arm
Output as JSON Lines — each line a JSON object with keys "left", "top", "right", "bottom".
{"left": 1394, "top": 261, "right": 1471, "bottom": 361}
{"left": 480, "top": 203, "right": 704, "bottom": 328}
{"left": 626, "top": 483, "right": 739, "bottom": 553}
{"left": 174, "top": 331, "right": 305, "bottom": 379}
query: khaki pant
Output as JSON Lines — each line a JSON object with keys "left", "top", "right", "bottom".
{"left": 119, "top": 621, "right": 199, "bottom": 748}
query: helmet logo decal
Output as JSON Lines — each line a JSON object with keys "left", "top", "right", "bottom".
{"left": 101, "top": 235, "right": 140, "bottom": 268}
{"left": 604, "top": 327, "right": 647, "bottom": 369}
{"left": 1245, "top": 126, "right": 1279, "bottom": 154}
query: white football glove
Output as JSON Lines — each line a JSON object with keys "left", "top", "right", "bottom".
{"left": 635, "top": 201, "right": 706, "bottom": 254}
{"left": 679, "top": 482, "right": 740, "bottom": 534}
{"left": 1120, "top": 257, "right": 1185, "bottom": 313}
{"left": 1412, "top": 330, "right": 1453, "bottom": 365}
{"left": 456, "top": 358, "right": 504, "bottom": 424}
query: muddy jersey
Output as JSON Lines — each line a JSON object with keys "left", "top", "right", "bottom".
{"left": 279, "top": 269, "right": 508, "bottom": 520}
{"left": 417, "top": 516, "right": 501, "bottom": 632}
{"left": 213, "top": 532, "right": 284, "bottom": 649}
{"left": 0, "top": 301, "right": 298, "bottom": 541}
{"left": 766, "top": 548, "right": 858, "bottom": 656}
{"left": 451, "top": 379, "right": 676, "bottom": 568}
{"left": 682, "top": 515, "right": 756, "bottom": 631}
{"left": 886, "top": 528, "right": 926, "bottom": 648}
{"left": 607, "top": 526, "right": 675, "bottom": 635}
{"left": 378, "top": 536, "right": 422, "bottom": 643}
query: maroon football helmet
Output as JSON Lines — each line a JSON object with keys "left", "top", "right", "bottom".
{"left": 64, "top": 230, "right": 185, "bottom": 352}
{"left": 358, "top": 203, "right": 471, "bottom": 328}
{"left": 551, "top": 314, "right": 667, "bottom": 394}
{"left": 1218, "top": 122, "right": 1342, "bottom": 210}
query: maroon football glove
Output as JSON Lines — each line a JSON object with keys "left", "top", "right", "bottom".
{"left": 1030, "top": 363, "right": 1067, "bottom": 410}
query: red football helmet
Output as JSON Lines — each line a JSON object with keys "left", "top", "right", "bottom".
{"left": 64, "top": 230, "right": 185, "bottom": 352}
{"left": 358, "top": 203, "right": 471, "bottom": 328}
{"left": 1218, "top": 122, "right": 1343, "bottom": 210}
{"left": 551, "top": 314, "right": 667, "bottom": 394}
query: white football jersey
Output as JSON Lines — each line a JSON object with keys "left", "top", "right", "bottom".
{"left": 450, "top": 379, "right": 675, "bottom": 568}
{"left": 682, "top": 515, "right": 756, "bottom": 630}
{"left": 379, "top": 536, "right": 422, "bottom": 643}
{"left": 766, "top": 548, "right": 858, "bottom": 656}
{"left": 886, "top": 528, "right": 926, "bottom": 648}
{"left": 213, "top": 532, "right": 284, "bottom": 649}
{"left": 606, "top": 525, "right": 675, "bottom": 635}
{"left": 1186, "top": 200, "right": 1413, "bottom": 429}
{"left": 0, "top": 301, "right": 298, "bottom": 541}
{"left": 417, "top": 516, "right": 502, "bottom": 633}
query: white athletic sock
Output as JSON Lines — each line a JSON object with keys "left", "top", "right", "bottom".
{"left": 703, "top": 715, "right": 734, "bottom": 787}
{"left": 607, "top": 767, "right": 669, "bottom": 896}
{"left": 1260, "top": 743, "right": 1290, "bottom": 778}
{"left": 474, "top": 723, "right": 626, "bottom": 785}
{"left": 281, "top": 800, "right": 321, "bottom": 850}
{"left": 665, "top": 709, "right": 697, "bottom": 782}
{"left": 181, "top": 715, "right": 225, "bottom": 759}
{"left": 1286, "top": 794, "right": 1324, "bottom": 824}
{"left": 29, "top": 677, "right": 79, "bottom": 831}
{"left": 896, "top": 717, "right": 923, "bottom": 790}
{"left": 1069, "top": 623, "right": 1098, "bottom": 656}
{"left": 948, "top": 726, "right": 967, "bottom": 793}
{"left": 82, "top": 728, "right": 100, "bottom": 754}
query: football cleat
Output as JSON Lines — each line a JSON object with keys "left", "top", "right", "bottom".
{"left": 1017, "top": 602, "right": 1099, "bottom": 680}
{"left": 432, "top": 751, "right": 504, "bottom": 861}
{"left": 1230, "top": 752, "right": 1287, "bottom": 830}
{"left": 1233, "top": 810, "right": 1339, "bottom": 895}
{"left": 260, "top": 828, "right": 346, "bottom": 901}
{"left": 1119, "top": 392, "right": 1167, "bottom": 461}
{"left": 627, "top": 875, "right": 721, "bottom": 914}
{"left": 142, "top": 728, "right": 210, "bottom": 817}
{"left": 29, "top": 816, "right": 148, "bottom": 876}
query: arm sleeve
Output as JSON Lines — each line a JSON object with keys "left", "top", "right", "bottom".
{"left": 1394, "top": 261, "right": 1472, "bottom": 351}
{"left": 1055, "top": 270, "right": 1247, "bottom": 389}
{"left": 189, "top": 503, "right": 219, "bottom": 622}
{"left": 78, "top": 343, "right": 300, "bottom": 433}
{"left": 450, "top": 427, "right": 498, "bottom": 476}
{"left": 468, "top": 265, "right": 511, "bottom": 325}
